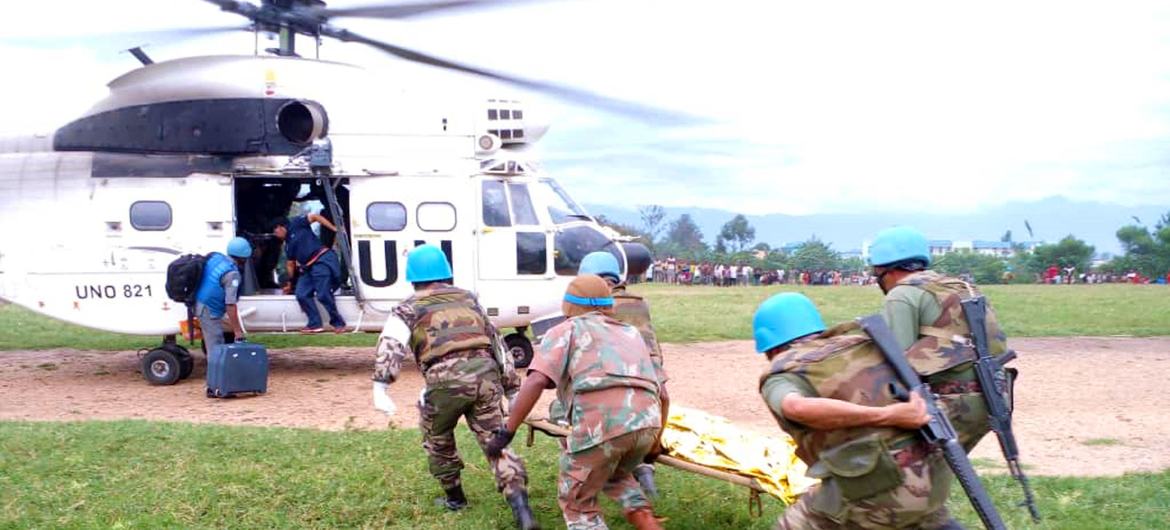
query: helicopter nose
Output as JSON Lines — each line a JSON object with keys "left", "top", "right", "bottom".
{"left": 622, "top": 242, "right": 652, "bottom": 278}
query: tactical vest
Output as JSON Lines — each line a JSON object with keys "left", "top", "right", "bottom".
{"left": 194, "top": 253, "right": 237, "bottom": 318}
{"left": 758, "top": 324, "right": 907, "bottom": 464}
{"left": 407, "top": 287, "right": 493, "bottom": 367}
{"left": 896, "top": 270, "right": 1008, "bottom": 377}
{"left": 568, "top": 314, "right": 660, "bottom": 396}
{"left": 611, "top": 286, "right": 663, "bottom": 360}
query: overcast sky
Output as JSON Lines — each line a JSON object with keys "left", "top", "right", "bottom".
{"left": 2, "top": 0, "right": 1169, "bottom": 216}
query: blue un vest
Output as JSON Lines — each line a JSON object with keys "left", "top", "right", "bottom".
{"left": 195, "top": 252, "right": 238, "bottom": 318}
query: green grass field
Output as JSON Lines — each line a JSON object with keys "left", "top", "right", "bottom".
{"left": 3, "top": 285, "right": 1169, "bottom": 528}
{"left": 2, "top": 284, "right": 1168, "bottom": 352}
{"left": 2, "top": 421, "right": 1167, "bottom": 530}
{"left": 637, "top": 283, "right": 1170, "bottom": 343}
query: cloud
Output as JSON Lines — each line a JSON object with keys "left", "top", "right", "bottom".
{"left": 2, "top": 0, "right": 1170, "bottom": 217}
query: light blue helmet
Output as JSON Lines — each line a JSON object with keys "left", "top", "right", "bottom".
{"left": 752, "top": 293, "right": 826, "bottom": 353}
{"left": 406, "top": 244, "right": 453, "bottom": 283}
{"left": 868, "top": 226, "right": 931, "bottom": 267}
{"left": 578, "top": 251, "right": 621, "bottom": 282}
{"left": 226, "top": 237, "right": 253, "bottom": 258}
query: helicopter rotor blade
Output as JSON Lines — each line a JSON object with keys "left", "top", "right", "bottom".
{"left": 0, "top": 25, "right": 252, "bottom": 49}
{"left": 321, "top": 26, "right": 704, "bottom": 126}
{"left": 315, "top": 1, "right": 541, "bottom": 20}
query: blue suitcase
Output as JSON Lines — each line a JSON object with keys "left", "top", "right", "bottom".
{"left": 206, "top": 342, "right": 268, "bottom": 398}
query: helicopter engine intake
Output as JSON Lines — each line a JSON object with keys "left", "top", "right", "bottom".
{"left": 276, "top": 99, "right": 329, "bottom": 145}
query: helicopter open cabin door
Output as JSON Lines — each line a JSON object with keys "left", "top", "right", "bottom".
{"left": 476, "top": 176, "right": 553, "bottom": 282}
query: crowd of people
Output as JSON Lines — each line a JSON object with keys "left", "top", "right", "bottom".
{"left": 1040, "top": 264, "right": 1169, "bottom": 284}
{"left": 646, "top": 258, "right": 1170, "bottom": 288}
{"left": 647, "top": 258, "right": 875, "bottom": 287}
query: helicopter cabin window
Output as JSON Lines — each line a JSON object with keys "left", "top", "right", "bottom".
{"left": 516, "top": 232, "right": 547, "bottom": 275}
{"left": 367, "top": 202, "right": 407, "bottom": 231}
{"left": 482, "top": 180, "right": 511, "bottom": 227}
{"left": 508, "top": 183, "right": 539, "bottom": 225}
{"left": 417, "top": 202, "right": 456, "bottom": 232}
{"left": 129, "top": 201, "right": 172, "bottom": 231}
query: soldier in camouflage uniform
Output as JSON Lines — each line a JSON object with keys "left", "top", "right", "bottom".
{"left": 487, "top": 275, "right": 669, "bottom": 530}
{"left": 754, "top": 293, "right": 964, "bottom": 529}
{"left": 575, "top": 251, "right": 668, "bottom": 498}
{"left": 868, "top": 226, "right": 1015, "bottom": 451}
{"left": 371, "top": 245, "right": 537, "bottom": 530}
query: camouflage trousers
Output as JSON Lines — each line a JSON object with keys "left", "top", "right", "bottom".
{"left": 777, "top": 451, "right": 956, "bottom": 530}
{"left": 419, "top": 355, "right": 528, "bottom": 497}
{"left": 558, "top": 427, "right": 658, "bottom": 530}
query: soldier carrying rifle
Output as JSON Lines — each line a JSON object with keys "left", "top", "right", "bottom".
{"left": 755, "top": 293, "right": 965, "bottom": 529}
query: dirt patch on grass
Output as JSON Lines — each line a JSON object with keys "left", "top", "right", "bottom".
{"left": 1, "top": 337, "right": 1167, "bottom": 477}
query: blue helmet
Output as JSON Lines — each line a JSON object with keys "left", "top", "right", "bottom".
{"left": 752, "top": 293, "right": 826, "bottom": 353}
{"left": 406, "top": 244, "right": 453, "bottom": 283}
{"left": 578, "top": 251, "right": 621, "bottom": 282}
{"left": 868, "top": 226, "right": 931, "bottom": 267}
{"left": 226, "top": 237, "right": 253, "bottom": 258}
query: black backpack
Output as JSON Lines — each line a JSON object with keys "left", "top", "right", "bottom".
{"left": 167, "top": 253, "right": 211, "bottom": 343}
{"left": 166, "top": 254, "right": 209, "bottom": 306}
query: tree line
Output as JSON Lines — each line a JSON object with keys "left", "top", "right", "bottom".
{"left": 592, "top": 206, "right": 1170, "bottom": 284}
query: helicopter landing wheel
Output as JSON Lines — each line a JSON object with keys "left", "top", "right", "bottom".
{"left": 178, "top": 350, "right": 195, "bottom": 380}
{"left": 504, "top": 333, "right": 534, "bottom": 369}
{"left": 141, "top": 348, "right": 182, "bottom": 386}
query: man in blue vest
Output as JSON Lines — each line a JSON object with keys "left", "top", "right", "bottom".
{"left": 273, "top": 213, "right": 347, "bottom": 333}
{"left": 195, "top": 237, "right": 252, "bottom": 354}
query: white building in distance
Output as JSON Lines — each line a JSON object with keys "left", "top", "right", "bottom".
{"left": 861, "top": 239, "right": 1043, "bottom": 261}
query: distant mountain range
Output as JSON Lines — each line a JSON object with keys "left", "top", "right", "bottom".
{"left": 585, "top": 197, "right": 1169, "bottom": 256}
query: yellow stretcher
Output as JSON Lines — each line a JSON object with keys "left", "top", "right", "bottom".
{"left": 524, "top": 407, "right": 817, "bottom": 516}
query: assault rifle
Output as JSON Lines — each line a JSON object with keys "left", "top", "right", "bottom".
{"left": 961, "top": 296, "right": 1041, "bottom": 522}
{"left": 857, "top": 315, "right": 1006, "bottom": 530}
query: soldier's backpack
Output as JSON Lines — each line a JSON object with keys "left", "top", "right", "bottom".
{"left": 166, "top": 254, "right": 209, "bottom": 305}
{"left": 166, "top": 254, "right": 210, "bottom": 343}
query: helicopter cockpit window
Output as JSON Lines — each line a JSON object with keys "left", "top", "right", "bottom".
{"left": 536, "top": 178, "right": 591, "bottom": 224}
{"left": 554, "top": 226, "right": 624, "bottom": 276}
{"left": 508, "top": 183, "right": 539, "bottom": 226}
{"left": 129, "top": 201, "right": 172, "bottom": 231}
{"left": 417, "top": 202, "right": 457, "bottom": 232}
{"left": 482, "top": 181, "right": 511, "bottom": 227}
{"left": 367, "top": 202, "right": 407, "bottom": 231}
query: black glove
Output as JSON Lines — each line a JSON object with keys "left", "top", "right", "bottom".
{"left": 485, "top": 428, "right": 515, "bottom": 458}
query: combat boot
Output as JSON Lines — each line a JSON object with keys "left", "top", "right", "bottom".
{"left": 624, "top": 508, "right": 663, "bottom": 530}
{"left": 506, "top": 491, "right": 540, "bottom": 530}
{"left": 439, "top": 485, "right": 468, "bottom": 511}
{"left": 633, "top": 464, "right": 659, "bottom": 499}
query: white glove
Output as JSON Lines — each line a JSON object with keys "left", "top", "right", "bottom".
{"left": 373, "top": 382, "right": 396, "bottom": 416}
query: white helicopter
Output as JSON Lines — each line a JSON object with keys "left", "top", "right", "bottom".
{"left": 0, "top": 0, "right": 664, "bottom": 385}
